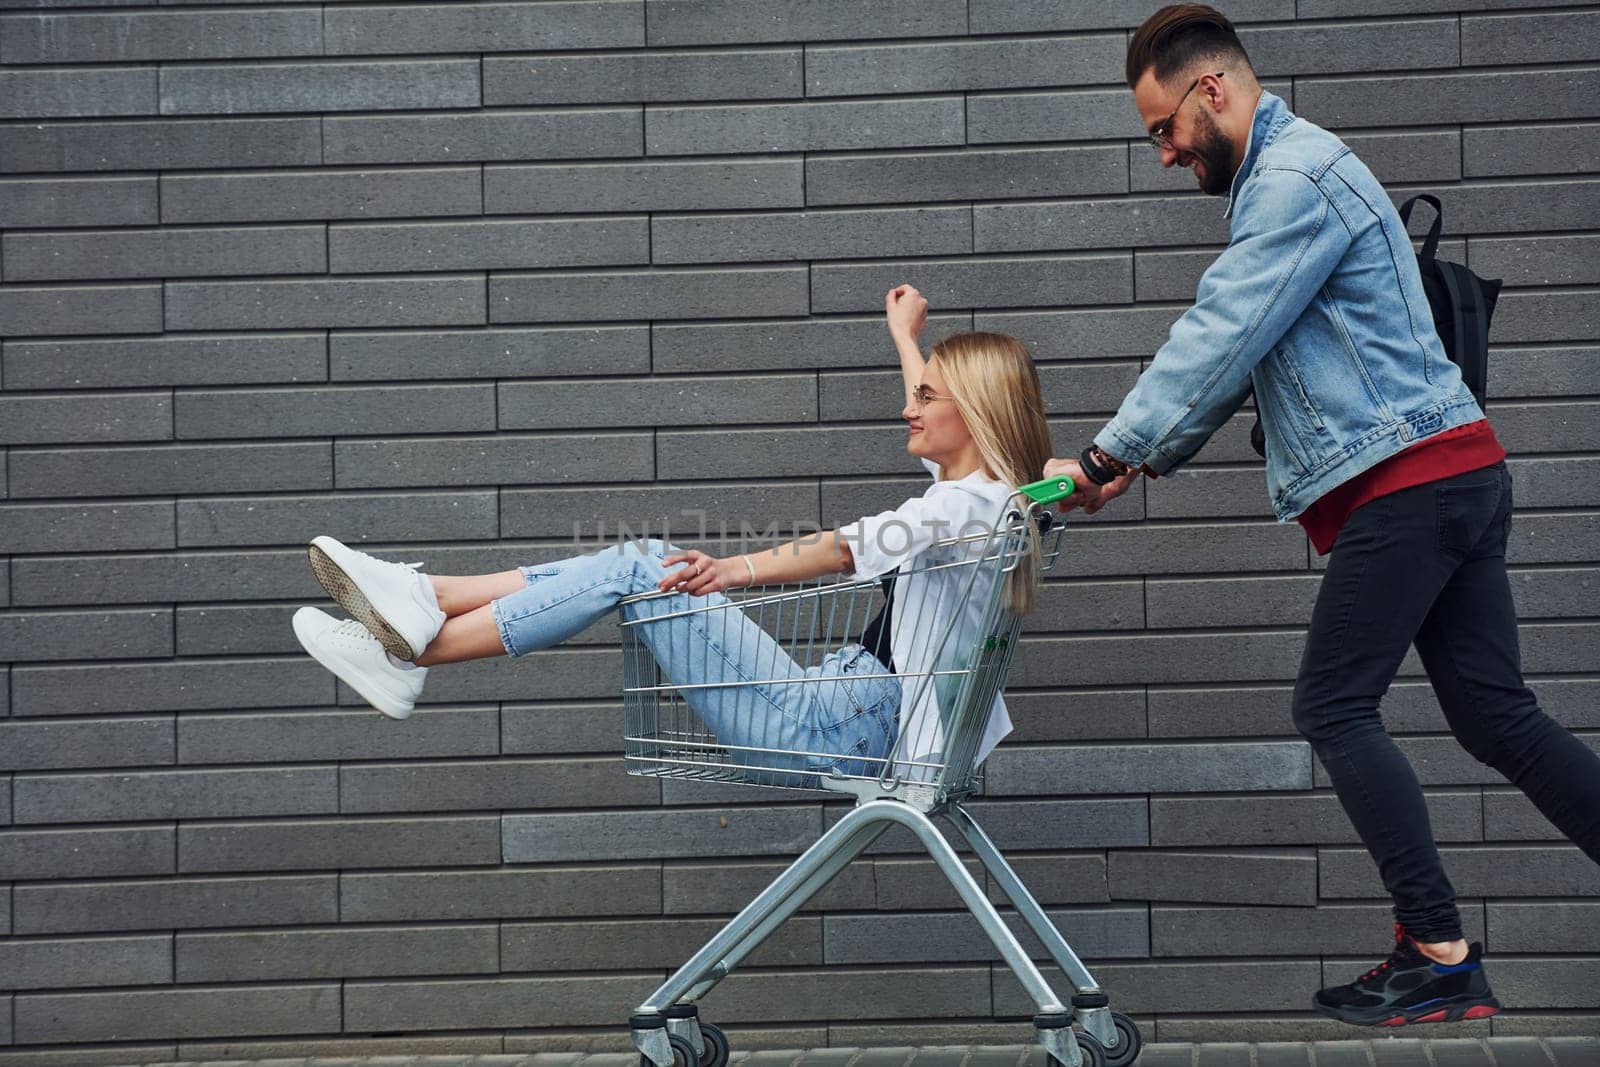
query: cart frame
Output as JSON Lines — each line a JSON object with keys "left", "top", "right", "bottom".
{"left": 617, "top": 491, "right": 1136, "bottom": 1067}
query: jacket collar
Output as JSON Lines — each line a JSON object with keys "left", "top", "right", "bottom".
{"left": 1223, "top": 90, "right": 1293, "bottom": 219}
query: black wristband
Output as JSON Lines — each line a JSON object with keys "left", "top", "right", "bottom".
{"left": 1078, "top": 445, "right": 1114, "bottom": 486}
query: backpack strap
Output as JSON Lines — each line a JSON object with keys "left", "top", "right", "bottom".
{"left": 1398, "top": 194, "right": 1444, "bottom": 263}
{"left": 862, "top": 572, "right": 897, "bottom": 670}
{"left": 1437, "top": 260, "right": 1490, "bottom": 409}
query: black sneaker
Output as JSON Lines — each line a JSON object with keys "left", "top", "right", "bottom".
{"left": 1314, "top": 923, "right": 1501, "bottom": 1027}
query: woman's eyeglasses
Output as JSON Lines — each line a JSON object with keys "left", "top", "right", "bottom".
{"left": 911, "top": 385, "right": 954, "bottom": 410}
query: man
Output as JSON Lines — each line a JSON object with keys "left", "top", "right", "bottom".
{"left": 1045, "top": 3, "right": 1600, "bottom": 1028}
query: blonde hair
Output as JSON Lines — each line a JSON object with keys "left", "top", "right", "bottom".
{"left": 928, "top": 331, "right": 1053, "bottom": 615}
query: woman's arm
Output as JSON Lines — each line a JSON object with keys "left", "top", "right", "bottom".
{"left": 657, "top": 284, "right": 932, "bottom": 596}
{"left": 886, "top": 284, "right": 929, "bottom": 408}
{"left": 659, "top": 533, "right": 855, "bottom": 596}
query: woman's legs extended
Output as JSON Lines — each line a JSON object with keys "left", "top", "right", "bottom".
{"left": 308, "top": 536, "right": 898, "bottom": 769}
{"left": 429, "top": 570, "right": 525, "bottom": 618}
{"left": 486, "top": 539, "right": 898, "bottom": 775}
{"left": 417, "top": 554, "right": 620, "bottom": 666}
{"left": 414, "top": 604, "right": 508, "bottom": 666}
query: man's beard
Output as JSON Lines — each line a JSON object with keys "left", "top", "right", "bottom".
{"left": 1187, "top": 109, "right": 1237, "bottom": 197}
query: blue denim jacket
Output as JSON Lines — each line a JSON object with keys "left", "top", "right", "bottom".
{"left": 1094, "top": 91, "right": 1483, "bottom": 521}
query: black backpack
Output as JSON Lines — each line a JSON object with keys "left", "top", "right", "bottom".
{"left": 1249, "top": 194, "right": 1501, "bottom": 458}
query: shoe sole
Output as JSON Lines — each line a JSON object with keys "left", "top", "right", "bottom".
{"left": 292, "top": 611, "right": 413, "bottom": 721}
{"left": 308, "top": 540, "right": 418, "bottom": 661}
{"left": 1314, "top": 994, "right": 1500, "bottom": 1027}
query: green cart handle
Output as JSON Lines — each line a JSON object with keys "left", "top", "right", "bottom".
{"left": 1018, "top": 474, "right": 1076, "bottom": 506}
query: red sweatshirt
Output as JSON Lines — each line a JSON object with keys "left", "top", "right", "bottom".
{"left": 1297, "top": 420, "right": 1507, "bottom": 555}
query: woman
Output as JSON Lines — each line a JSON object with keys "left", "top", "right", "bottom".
{"left": 293, "top": 285, "right": 1054, "bottom": 779}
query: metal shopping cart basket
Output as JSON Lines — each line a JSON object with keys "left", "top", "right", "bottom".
{"left": 616, "top": 480, "right": 1140, "bottom": 1067}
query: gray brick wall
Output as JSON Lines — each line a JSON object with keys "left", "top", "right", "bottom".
{"left": 0, "top": 1, "right": 1596, "bottom": 1062}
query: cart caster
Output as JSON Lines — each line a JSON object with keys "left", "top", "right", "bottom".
{"left": 642, "top": 1033, "right": 700, "bottom": 1067}
{"left": 1049, "top": 1032, "right": 1105, "bottom": 1067}
{"left": 697, "top": 1022, "right": 730, "bottom": 1067}
{"left": 1037, "top": 1013, "right": 1106, "bottom": 1067}
{"left": 1101, "top": 1012, "right": 1141, "bottom": 1067}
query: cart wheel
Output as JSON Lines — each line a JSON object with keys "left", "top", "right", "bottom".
{"left": 697, "top": 1022, "right": 730, "bottom": 1067}
{"left": 1049, "top": 1031, "right": 1106, "bottom": 1067}
{"left": 642, "top": 1033, "right": 701, "bottom": 1067}
{"left": 1098, "top": 1012, "right": 1141, "bottom": 1067}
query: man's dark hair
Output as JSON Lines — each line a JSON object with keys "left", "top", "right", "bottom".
{"left": 1125, "top": 4, "right": 1253, "bottom": 88}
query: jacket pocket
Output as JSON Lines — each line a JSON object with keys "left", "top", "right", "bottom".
{"left": 1257, "top": 356, "right": 1317, "bottom": 473}
{"left": 1279, "top": 346, "right": 1328, "bottom": 433}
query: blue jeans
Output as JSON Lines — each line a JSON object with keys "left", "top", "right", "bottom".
{"left": 1292, "top": 462, "right": 1600, "bottom": 941}
{"left": 491, "top": 539, "right": 900, "bottom": 780}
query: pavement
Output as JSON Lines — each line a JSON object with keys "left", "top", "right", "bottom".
{"left": 101, "top": 1037, "right": 1600, "bottom": 1067}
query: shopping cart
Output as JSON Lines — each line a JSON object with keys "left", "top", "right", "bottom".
{"left": 618, "top": 480, "right": 1141, "bottom": 1067}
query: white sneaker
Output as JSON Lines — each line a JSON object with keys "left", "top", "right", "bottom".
{"left": 307, "top": 535, "right": 446, "bottom": 661}
{"left": 292, "top": 606, "right": 425, "bottom": 720}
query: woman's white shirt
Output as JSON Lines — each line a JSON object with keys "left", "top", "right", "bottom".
{"left": 836, "top": 457, "right": 1016, "bottom": 774}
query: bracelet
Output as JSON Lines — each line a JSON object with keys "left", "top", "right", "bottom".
{"left": 1099, "top": 448, "right": 1133, "bottom": 478}
{"left": 1080, "top": 444, "right": 1133, "bottom": 485}
{"left": 740, "top": 554, "right": 758, "bottom": 587}
{"left": 1078, "top": 445, "right": 1114, "bottom": 486}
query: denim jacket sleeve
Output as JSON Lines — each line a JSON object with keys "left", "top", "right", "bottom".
{"left": 1094, "top": 167, "right": 1354, "bottom": 474}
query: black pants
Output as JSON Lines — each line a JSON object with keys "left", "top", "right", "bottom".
{"left": 1292, "top": 461, "right": 1600, "bottom": 942}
